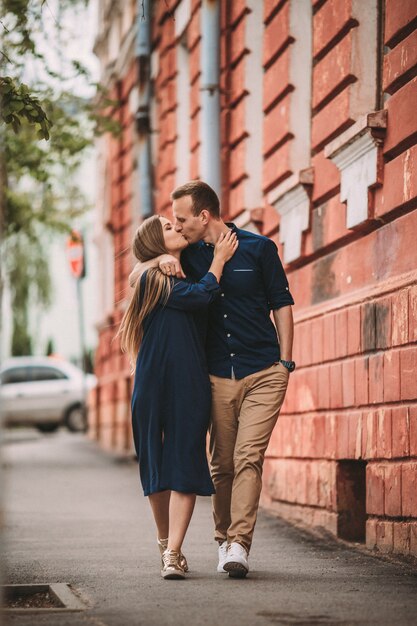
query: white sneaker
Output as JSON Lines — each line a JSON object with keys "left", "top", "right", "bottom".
{"left": 216, "top": 540, "right": 228, "bottom": 573}
{"left": 223, "top": 542, "right": 249, "bottom": 578}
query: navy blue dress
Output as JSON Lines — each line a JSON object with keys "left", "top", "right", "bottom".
{"left": 131, "top": 271, "right": 219, "bottom": 496}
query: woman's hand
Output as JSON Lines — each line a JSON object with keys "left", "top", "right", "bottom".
{"left": 214, "top": 230, "right": 239, "bottom": 263}
{"left": 159, "top": 254, "right": 186, "bottom": 278}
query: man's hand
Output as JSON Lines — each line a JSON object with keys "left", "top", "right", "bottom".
{"left": 159, "top": 254, "right": 185, "bottom": 278}
{"left": 129, "top": 262, "right": 142, "bottom": 288}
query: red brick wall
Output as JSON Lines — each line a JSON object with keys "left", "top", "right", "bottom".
{"left": 260, "top": 0, "right": 417, "bottom": 558}
{"left": 93, "top": 0, "right": 417, "bottom": 557}
{"left": 90, "top": 62, "right": 137, "bottom": 452}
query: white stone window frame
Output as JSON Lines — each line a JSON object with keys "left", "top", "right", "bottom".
{"left": 267, "top": 0, "right": 381, "bottom": 264}
{"left": 268, "top": 168, "right": 314, "bottom": 264}
{"left": 173, "top": 0, "right": 191, "bottom": 186}
{"left": 243, "top": 0, "right": 264, "bottom": 210}
{"left": 324, "top": 111, "right": 387, "bottom": 230}
{"left": 265, "top": 0, "right": 313, "bottom": 264}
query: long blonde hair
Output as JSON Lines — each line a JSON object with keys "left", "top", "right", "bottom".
{"left": 118, "top": 215, "right": 172, "bottom": 361}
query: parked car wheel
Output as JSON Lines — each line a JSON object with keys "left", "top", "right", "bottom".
{"left": 37, "top": 423, "right": 60, "bottom": 433}
{"left": 65, "top": 404, "right": 88, "bottom": 433}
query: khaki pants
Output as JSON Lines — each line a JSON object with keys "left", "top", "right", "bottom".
{"left": 209, "top": 362, "right": 289, "bottom": 553}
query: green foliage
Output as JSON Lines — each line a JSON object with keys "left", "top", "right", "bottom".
{"left": 7, "top": 233, "right": 52, "bottom": 356}
{"left": 0, "top": 0, "right": 113, "bottom": 355}
{"left": 0, "top": 77, "right": 52, "bottom": 138}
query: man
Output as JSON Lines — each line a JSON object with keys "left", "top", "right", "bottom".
{"left": 130, "top": 180, "right": 294, "bottom": 578}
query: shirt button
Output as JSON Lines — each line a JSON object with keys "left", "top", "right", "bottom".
{"left": 224, "top": 314, "right": 227, "bottom": 318}
{"left": 230, "top": 353, "right": 235, "bottom": 357}
{"left": 221, "top": 293, "right": 225, "bottom": 297}
{"left": 227, "top": 333, "right": 231, "bottom": 337}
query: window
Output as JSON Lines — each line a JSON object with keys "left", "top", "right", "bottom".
{"left": 30, "top": 367, "right": 68, "bottom": 382}
{"left": 1, "top": 367, "right": 31, "bottom": 385}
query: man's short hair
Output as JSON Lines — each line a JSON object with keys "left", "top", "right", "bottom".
{"left": 171, "top": 180, "right": 220, "bottom": 218}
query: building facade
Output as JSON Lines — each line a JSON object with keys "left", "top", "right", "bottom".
{"left": 91, "top": 0, "right": 417, "bottom": 558}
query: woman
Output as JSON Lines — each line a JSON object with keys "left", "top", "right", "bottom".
{"left": 118, "top": 214, "right": 237, "bottom": 579}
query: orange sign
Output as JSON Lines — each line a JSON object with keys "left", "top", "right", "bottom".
{"left": 67, "top": 230, "right": 85, "bottom": 279}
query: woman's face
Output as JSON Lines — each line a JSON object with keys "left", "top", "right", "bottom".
{"left": 159, "top": 217, "right": 188, "bottom": 253}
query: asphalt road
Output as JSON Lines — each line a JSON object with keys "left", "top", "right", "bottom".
{"left": 2, "top": 430, "right": 417, "bottom": 626}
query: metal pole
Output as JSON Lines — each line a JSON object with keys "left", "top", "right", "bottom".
{"left": 0, "top": 64, "right": 6, "bottom": 624}
{"left": 200, "top": 0, "right": 221, "bottom": 195}
{"left": 76, "top": 277, "right": 88, "bottom": 421}
{"left": 136, "top": 0, "right": 153, "bottom": 218}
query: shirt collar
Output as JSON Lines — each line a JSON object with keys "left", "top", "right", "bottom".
{"left": 198, "top": 223, "right": 238, "bottom": 248}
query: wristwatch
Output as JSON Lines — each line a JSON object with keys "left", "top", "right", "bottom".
{"left": 279, "top": 359, "right": 296, "bottom": 372}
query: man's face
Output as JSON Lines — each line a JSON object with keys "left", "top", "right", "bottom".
{"left": 172, "top": 195, "right": 208, "bottom": 244}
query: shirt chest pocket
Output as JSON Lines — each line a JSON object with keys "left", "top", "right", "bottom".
{"left": 226, "top": 268, "right": 259, "bottom": 294}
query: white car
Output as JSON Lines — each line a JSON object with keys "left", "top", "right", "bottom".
{"left": 0, "top": 356, "right": 97, "bottom": 433}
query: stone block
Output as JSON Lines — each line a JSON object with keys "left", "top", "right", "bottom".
{"left": 383, "top": 30, "right": 417, "bottom": 94}
{"left": 402, "top": 462, "right": 417, "bottom": 517}
{"left": 392, "top": 289, "right": 409, "bottom": 346}
{"left": 263, "top": 95, "right": 291, "bottom": 157}
{"left": 312, "top": 87, "right": 351, "bottom": 153}
{"left": 410, "top": 406, "right": 417, "bottom": 457}
{"left": 384, "top": 0, "right": 417, "bottom": 46}
{"left": 366, "top": 518, "right": 377, "bottom": 549}
{"left": 329, "top": 362, "right": 343, "bottom": 410}
{"left": 362, "top": 410, "right": 378, "bottom": 459}
{"left": 342, "top": 359, "right": 355, "bottom": 408}
{"left": 376, "top": 408, "right": 392, "bottom": 460}
{"left": 313, "top": 0, "right": 353, "bottom": 60}
{"left": 391, "top": 407, "right": 410, "bottom": 460}
{"left": 376, "top": 145, "right": 417, "bottom": 217}
{"left": 263, "top": 1, "right": 291, "bottom": 68}
{"left": 313, "top": 30, "right": 354, "bottom": 111}
{"left": 409, "top": 284, "right": 417, "bottom": 344}
{"left": 393, "top": 522, "right": 411, "bottom": 556}
{"left": 262, "top": 143, "right": 291, "bottom": 193}
{"left": 376, "top": 520, "right": 394, "bottom": 553}
{"left": 311, "top": 151, "right": 340, "bottom": 204}
{"left": 366, "top": 463, "right": 385, "bottom": 515}
{"left": 354, "top": 356, "right": 369, "bottom": 407}
{"left": 400, "top": 346, "right": 417, "bottom": 401}
{"left": 384, "top": 77, "right": 417, "bottom": 159}
{"left": 385, "top": 463, "right": 402, "bottom": 517}
{"left": 263, "top": 49, "right": 291, "bottom": 112}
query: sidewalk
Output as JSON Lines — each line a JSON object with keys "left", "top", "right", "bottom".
{"left": 2, "top": 431, "right": 417, "bottom": 626}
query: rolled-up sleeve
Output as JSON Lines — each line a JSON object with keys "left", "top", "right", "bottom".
{"left": 260, "top": 239, "right": 294, "bottom": 310}
{"left": 166, "top": 272, "right": 220, "bottom": 311}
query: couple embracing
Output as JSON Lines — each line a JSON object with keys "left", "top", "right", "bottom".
{"left": 118, "top": 180, "right": 295, "bottom": 580}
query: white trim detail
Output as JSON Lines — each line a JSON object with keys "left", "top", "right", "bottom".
{"left": 175, "top": 0, "right": 191, "bottom": 39}
{"left": 330, "top": 132, "right": 381, "bottom": 230}
{"left": 276, "top": 184, "right": 310, "bottom": 264}
{"left": 288, "top": 0, "right": 312, "bottom": 172}
{"left": 175, "top": 36, "right": 191, "bottom": 186}
{"left": 326, "top": 112, "right": 387, "bottom": 230}
{"left": 128, "top": 86, "right": 139, "bottom": 115}
{"left": 244, "top": 0, "right": 264, "bottom": 209}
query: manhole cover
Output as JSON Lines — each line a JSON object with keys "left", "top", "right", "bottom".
{"left": 3, "top": 584, "right": 86, "bottom": 613}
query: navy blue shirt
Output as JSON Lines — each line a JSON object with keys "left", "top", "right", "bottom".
{"left": 181, "top": 224, "right": 294, "bottom": 379}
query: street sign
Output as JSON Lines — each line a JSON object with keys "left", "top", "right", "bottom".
{"left": 67, "top": 230, "right": 85, "bottom": 279}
